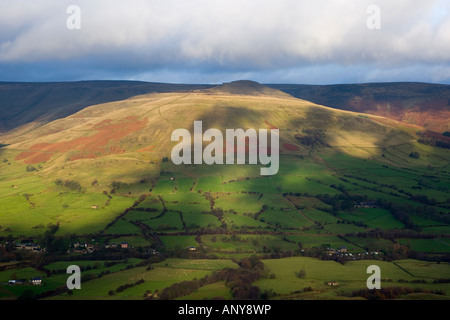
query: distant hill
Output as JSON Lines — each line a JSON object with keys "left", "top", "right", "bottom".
{"left": 2, "top": 80, "right": 449, "bottom": 144}
{"left": 0, "top": 81, "right": 212, "bottom": 139}
{"left": 267, "top": 82, "right": 450, "bottom": 133}
{"left": 206, "top": 80, "right": 290, "bottom": 98}
{"left": 6, "top": 81, "right": 415, "bottom": 172}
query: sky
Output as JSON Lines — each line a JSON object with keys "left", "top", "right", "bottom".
{"left": 0, "top": 0, "right": 449, "bottom": 84}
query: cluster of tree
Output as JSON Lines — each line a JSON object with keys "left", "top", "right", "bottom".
{"left": 68, "top": 245, "right": 153, "bottom": 261}
{"left": 26, "top": 165, "right": 37, "bottom": 172}
{"left": 203, "top": 192, "right": 215, "bottom": 209}
{"left": 408, "top": 194, "right": 438, "bottom": 206}
{"left": 0, "top": 242, "right": 18, "bottom": 263}
{"left": 35, "top": 224, "right": 73, "bottom": 255}
{"left": 417, "top": 131, "right": 450, "bottom": 149}
{"left": 349, "top": 286, "right": 444, "bottom": 300}
{"left": 158, "top": 279, "right": 203, "bottom": 300}
{"left": 54, "top": 179, "right": 82, "bottom": 192}
{"left": 253, "top": 205, "right": 268, "bottom": 220}
{"left": 407, "top": 251, "right": 450, "bottom": 263}
{"left": 113, "top": 279, "right": 145, "bottom": 294}
{"left": 295, "top": 269, "right": 306, "bottom": 278}
{"left": 45, "top": 260, "right": 121, "bottom": 275}
{"left": 260, "top": 251, "right": 295, "bottom": 260}
{"left": 316, "top": 193, "right": 368, "bottom": 213}
{"left": 159, "top": 256, "right": 267, "bottom": 300}
{"left": 387, "top": 204, "right": 417, "bottom": 230}
{"left": 350, "top": 229, "right": 434, "bottom": 241}
{"left": 330, "top": 184, "right": 349, "bottom": 196}
{"left": 408, "top": 151, "right": 420, "bottom": 159}
{"left": 433, "top": 278, "right": 450, "bottom": 283}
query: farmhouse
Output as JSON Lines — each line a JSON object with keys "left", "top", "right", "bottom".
{"left": 16, "top": 240, "right": 42, "bottom": 252}
{"left": 353, "top": 201, "right": 377, "bottom": 208}
{"left": 72, "top": 242, "right": 95, "bottom": 253}
{"left": 30, "top": 277, "right": 42, "bottom": 285}
{"left": 187, "top": 246, "right": 197, "bottom": 251}
{"left": 338, "top": 246, "right": 347, "bottom": 253}
{"left": 121, "top": 242, "right": 129, "bottom": 249}
{"left": 327, "top": 281, "right": 339, "bottom": 287}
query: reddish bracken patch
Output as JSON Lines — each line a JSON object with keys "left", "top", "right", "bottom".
{"left": 137, "top": 146, "right": 155, "bottom": 152}
{"left": 283, "top": 143, "right": 299, "bottom": 151}
{"left": 265, "top": 121, "right": 278, "bottom": 130}
{"left": 16, "top": 117, "right": 148, "bottom": 164}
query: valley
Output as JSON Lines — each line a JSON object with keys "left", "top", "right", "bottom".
{"left": 0, "top": 81, "right": 449, "bottom": 300}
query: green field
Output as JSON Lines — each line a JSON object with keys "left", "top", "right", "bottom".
{"left": 255, "top": 257, "right": 450, "bottom": 298}
{"left": 338, "top": 208, "right": 404, "bottom": 230}
{"left": 179, "top": 281, "right": 232, "bottom": 300}
{"left": 0, "top": 86, "right": 449, "bottom": 300}
{"left": 398, "top": 238, "right": 450, "bottom": 253}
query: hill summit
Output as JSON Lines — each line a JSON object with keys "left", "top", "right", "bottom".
{"left": 207, "top": 80, "right": 290, "bottom": 97}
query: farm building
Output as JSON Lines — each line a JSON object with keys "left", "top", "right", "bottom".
{"left": 30, "top": 277, "right": 42, "bottom": 285}
{"left": 327, "top": 281, "right": 339, "bottom": 287}
{"left": 353, "top": 201, "right": 377, "bottom": 208}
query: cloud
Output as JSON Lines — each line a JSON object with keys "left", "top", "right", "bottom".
{"left": 0, "top": 0, "right": 449, "bottom": 83}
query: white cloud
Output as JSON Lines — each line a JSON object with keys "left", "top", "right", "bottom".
{"left": 0, "top": 0, "right": 449, "bottom": 83}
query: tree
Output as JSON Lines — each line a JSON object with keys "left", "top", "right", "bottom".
{"left": 409, "top": 152, "right": 420, "bottom": 159}
{"left": 296, "top": 269, "right": 306, "bottom": 278}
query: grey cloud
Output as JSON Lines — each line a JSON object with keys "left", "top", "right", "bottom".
{"left": 0, "top": 0, "right": 449, "bottom": 83}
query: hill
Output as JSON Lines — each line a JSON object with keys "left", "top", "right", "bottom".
{"left": 268, "top": 82, "right": 450, "bottom": 133}
{"left": 2, "top": 81, "right": 449, "bottom": 144}
{"left": 0, "top": 81, "right": 212, "bottom": 142}
{"left": 206, "top": 80, "right": 290, "bottom": 98}
{"left": 5, "top": 82, "right": 416, "bottom": 170}
{"left": 0, "top": 81, "right": 449, "bottom": 301}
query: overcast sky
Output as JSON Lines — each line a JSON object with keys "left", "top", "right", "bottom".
{"left": 0, "top": 0, "right": 449, "bottom": 84}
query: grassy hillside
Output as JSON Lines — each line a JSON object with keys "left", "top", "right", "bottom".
{"left": 0, "top": 81, "right": 448, "bottom": 300}
{"left": 268, "top": 82, "right": 450, "bottom": 133}
{"left": 0, "top": 81, "right": 212, "bottom": 143}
